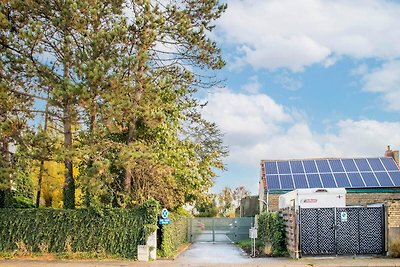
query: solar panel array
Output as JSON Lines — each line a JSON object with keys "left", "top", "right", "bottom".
{"left": 263, "top": 157, "right": 400, "bottom": 190}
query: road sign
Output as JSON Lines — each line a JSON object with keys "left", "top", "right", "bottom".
{"left": 340, "top": 211, "right": 347, "bottom": 222}
{"left": 159, "top": 218, "right": 171, "bottom": 225}
{"left": 161, "top": 208, "right": 169, "bottom": 219}
{"left": 249, "top": 227, "right": 257, "bottom": 239}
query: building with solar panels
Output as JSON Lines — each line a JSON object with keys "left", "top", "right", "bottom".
{"left": 259, "top": 146, "right": 400, "bottom": 212}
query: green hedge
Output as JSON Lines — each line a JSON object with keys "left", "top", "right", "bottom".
{"left": 258, "top": 212, "right": 287, "bottom": 256}
{"left": 0, "top": 200, "right": 159, "bottom": 258}
{"left": 158, "top": 213, "right": 188, "bottom": 257}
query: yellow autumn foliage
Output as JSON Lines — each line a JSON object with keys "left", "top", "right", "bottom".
{"left": 31, "top": 161, "right": 81, "bottom": 208}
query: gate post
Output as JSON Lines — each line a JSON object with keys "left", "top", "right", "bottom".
{"left": 334, "top": 207, "right": 337, "bottom": 255}
{"left": 187, "top": 218, "right": 191, "bottom": 243}
{"left": 212, "top": 218, "right": 215, "bottom": 242}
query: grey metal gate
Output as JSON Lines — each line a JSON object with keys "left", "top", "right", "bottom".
{"left": 189, "top": 217, "right": 254, "bottom": 243}
{"left": 300, "top": 206, "right": 385, "bottom": 255}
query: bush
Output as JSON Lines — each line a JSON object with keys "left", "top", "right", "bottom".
{"left": 158, "top": 213, "right": 188, "bottom": 258}
{"left": 258, "top": 212, "right": 287, "bottom": 256}
{"left": 0, "top": 199, "right": 159, "bottom": 259}
{"left": 236, "top": 239, "right": 264, "bottom": 257}
{"left": 9, "top": 196, "right": 35, "bottom": 208}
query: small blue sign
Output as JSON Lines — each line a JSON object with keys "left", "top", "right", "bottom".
{"left": 159, "top": 218, "right": 171, "bottom": 225}
{"left": 161, "top": 208, "right": 169, "bottom": 219}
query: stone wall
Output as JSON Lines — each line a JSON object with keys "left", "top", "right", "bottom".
{"left": 387, "top": 200, "right": 400, "bottom": 256}
{"left": 267, "top": 194, "right": 280, "bottom": 211}
{"left": 280, "top": 207, "right": 299, "bottom": 259}
{"left": 347, "top": 192, "right": 400, "bottom": 206}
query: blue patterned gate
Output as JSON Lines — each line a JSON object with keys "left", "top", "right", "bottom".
{"left": 300, "top": 206, "right": 385, "bottom": 255}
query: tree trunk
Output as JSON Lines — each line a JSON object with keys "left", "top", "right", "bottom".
{"left": 84, "top": 111, "right": 97, "bottom": 207}
{"left": 1, "top": 138, "right": 9, "bottom": 164}
{"left": 124, "top": 120, "right": 137, "bottom": 194}
{"left": 124, "top": 49, "right": 145, "bottom": 196}
{"left": 35, "top": 160, "right": 44, "bottom": 208}
{"left": 36, "top": 100, "right": 49, "bottom": 208}
{"left": 62, "top": 35, "right": 75, "bottom": 208}
{"left": 63, "top": 106, "right": 75, "bottom": 209}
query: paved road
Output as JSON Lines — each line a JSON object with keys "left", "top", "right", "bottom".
{"left": 1, "top": 241, "right": 400, "bottom": 267}
{"left": 175, "top": 242, "right": 249, "bottom": 265}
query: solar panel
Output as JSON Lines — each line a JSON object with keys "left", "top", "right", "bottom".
{"left": 293, "top": 174, "right": 308, "bottom": 188}
{"left": 381, "top": 157, "right": 399, "bottom": 171}
{"left": 316, "top": 160, "right": 330, "bottom": 172}
{"left": 375, "top": 172, "right": 393, "bottom": 186}
{"left": 266, "top": 174, "right": 280, "bottom": 190}
{"left": 280, "top": 174, "right": 294, "bottom": 189}
{"left": 329, "top": 159, "right": 345, "bottom": 172}
{"left": 290, "top": 161, "right": 304, "bottom": 173}
{"left": 307, "top": 173, "right": 322, "bottom": 187}
{"left": 303, "top": 160, "right": 318, "bottom": 173}
{"left": 342, "top": 159, "right": 358, "bottom": 172}
{"left": 347, "top": 172, "right": 365, "bottom": 187}
{"left": 263, "top": 157, "right": 400, "bottom": 190}
{"left": 354, "top": 158, "right": 371, "bottom": 172}
{"left": 334, "top": 172, "right": 351, "bottom": 187}
{"left": 367, "top": 158, "right": 385, "bottom": 171}
{"left": 277, "top": 161, "right": 291, "bottom": 174}
{"left": 388, "top": 171, "right": 400, "bottom": 186}
{"left": 265, "top": 161, "right": 278, "bottom": 175}
{"left": 320, "top": 173, "right": 336, "bottom": 187}
{"left": 361, "top": 172, "right": 379, "bottom": 187}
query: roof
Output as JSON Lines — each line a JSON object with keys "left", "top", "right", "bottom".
{"left": 261, "top": 157, "right": 400, "bottom": 191}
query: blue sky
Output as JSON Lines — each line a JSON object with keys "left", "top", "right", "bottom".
{"left": 201, "top": 0, "right": 400, "bottom": 195}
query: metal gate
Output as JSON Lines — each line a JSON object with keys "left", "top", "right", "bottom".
{"left": 300, "top": 206, "right": 385, "bottom": 255}
{"left": 189, "top": 217, "right": 254, "bottom": 243}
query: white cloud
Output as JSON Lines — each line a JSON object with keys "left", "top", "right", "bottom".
{"left": 358, "top": 61, "right": 400, "bottom": 110}
{"left": 202, "top": 89, "right": 400, "bottom": 165}
{"left": 241, "top": 75, "right": 261, "bottom": 94}
{"left": 274, "top": 71, "right": 303, "bottom": 91}
{"left": 202, "top": 88, "right": 292, "bottom": 147}
{"left": 218, "top": 0, "right": 400, "bottom": 71}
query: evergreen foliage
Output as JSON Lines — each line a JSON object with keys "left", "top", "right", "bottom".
{"left": 0, "top": 0, "right": 227, "bottom": 210}
{"left": 158, "top": 213, "right": 189, "bottom": 258}
{"left": 258, "top": 212, "right": 288, "bottom": 256}
{"left": 0, "top": 200, "right": 159, "bottom": 258}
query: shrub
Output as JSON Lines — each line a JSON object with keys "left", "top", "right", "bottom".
{"left": 258, "top": 212, "right": 287, "bottom": 256}
{"left": 236, "top": 239, "right": 264, "bottom": 257}
{"left": 158, "top": 213, "right": 188, "bottom": 258}
{"left": 0, "top": 199, "right": 159, "bottom": 259}
{"left": 10, "top": 196, "right": 35, "bottom": 208}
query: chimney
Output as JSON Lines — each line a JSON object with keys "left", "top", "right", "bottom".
{"left": 384, "top": 145, "right": 399, "bottom": 165}
{"left": 393, "top": 150, "right": 399, "bottom": 165}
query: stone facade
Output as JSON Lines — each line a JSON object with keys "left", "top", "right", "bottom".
{"left": 387, "top": 200, "right": 400, "bottom": 256}
{"left": 267, "top": 194, "right": 280, "bottom": 211}
{"left": 347, "top": 192, "right": 400, "bottom": 206}
{"left": 280, "top": 207, "right": 299, "bottom": 259}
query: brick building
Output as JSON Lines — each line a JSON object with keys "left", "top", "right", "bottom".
{"left": 259, "top": 146, "right": 400, "bottom": 212}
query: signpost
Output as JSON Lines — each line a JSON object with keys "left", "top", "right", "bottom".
{"left": 159, "top": 208, "right": 171, "bottom": 225}
{"left": 249, "top": 227, "right": 257, "bottom": 257}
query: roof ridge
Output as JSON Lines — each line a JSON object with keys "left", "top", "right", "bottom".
{"left": 261, "top": 156, "right": 391, "bottom": 162}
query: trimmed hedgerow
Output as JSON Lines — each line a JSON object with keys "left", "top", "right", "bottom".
{"left": 0, "top": 200, "right": 159, "bottom": 258}
{"left": 258, "top": 211, "right": 288, "bottom": 256}
{"left": 158, "top": 213, "right": 188, "bottom": 258}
